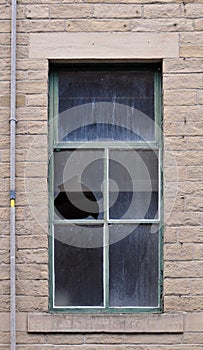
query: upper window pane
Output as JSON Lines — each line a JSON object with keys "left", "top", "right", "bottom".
{"left": 109, "top": 150, "right": 159, "bottom": 220}
{"left": 57, "top": 69, "right": 155, "bottom": 142}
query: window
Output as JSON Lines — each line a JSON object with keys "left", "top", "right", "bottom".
{"left": 49, "top": 63, "right": 162, "bottom": 312}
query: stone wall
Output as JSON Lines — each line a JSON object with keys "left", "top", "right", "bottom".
{"left": 0, "top": 0, "right": 203, "bottom": 348}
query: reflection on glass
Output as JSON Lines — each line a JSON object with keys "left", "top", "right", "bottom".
{"left": 54, "top": 150, "right": 104, "bottom": 220}
{"left": 54, "top": 225, "right": 103, "bottom": 306}
{"left": 109, "top": 150, "right": 158, "bottom": 220}
{"left": 58, "top": 70, "right": 155, "bottom": 142}
{"left": 109, "top": 225, "right": 159, "bottom": 307}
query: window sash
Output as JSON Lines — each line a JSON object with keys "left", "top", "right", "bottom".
{"left": 48, "top": 64, "right": 163, "bottom": 313}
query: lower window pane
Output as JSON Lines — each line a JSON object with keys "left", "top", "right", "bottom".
{"left": 54, "top": 225, "right": 103, "bottom": 307}
{"left": 109, "top": 225, "right": 159, "bottom": 307}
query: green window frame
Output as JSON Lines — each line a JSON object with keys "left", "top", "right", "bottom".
{"left": 48, "top": 63, "right": 163, "bottom": 313}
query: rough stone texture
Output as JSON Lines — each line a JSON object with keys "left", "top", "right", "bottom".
{"left": 29, "top": 32, "right": 179, "bottom": 59}
{"left": 27, "top": 313, "right": 184, "bottom": 333}
{"left": 1, "top": 0, "right": 203, "bottom": 348}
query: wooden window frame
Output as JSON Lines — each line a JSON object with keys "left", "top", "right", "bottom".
{"left": 48, "top": 62, "right": 163, "bottom": 313}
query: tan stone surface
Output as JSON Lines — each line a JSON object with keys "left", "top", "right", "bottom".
{"left": 28, "top": 313, "right": 184, "bottom": 333}
{"left": 29, "top": 32, "right": 179, "bottom": 59}
{"left": 184, "top": 312, "right": 203, "bottom": 331}
{"left": 1, "top": 0, "right": 203, "bottom": 347}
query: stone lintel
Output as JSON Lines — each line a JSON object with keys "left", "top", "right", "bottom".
{"left": 29, "top": 32, "right": 179, "bottom": 59}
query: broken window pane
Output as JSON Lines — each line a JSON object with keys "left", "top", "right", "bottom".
{"left": 54, "top": 150, "right": 104, "bottom": 220}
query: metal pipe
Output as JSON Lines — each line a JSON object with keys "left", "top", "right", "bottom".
{"left": 10, "top": 0, "right": 17, "bottom": 347}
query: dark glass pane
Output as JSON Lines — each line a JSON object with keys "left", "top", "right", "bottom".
{"left": 54, "top": 150, "right": 104, "bottom": 220}
{"left": 109, "top": 225, "right": 159, "bottom": 307}
{"left": 58, "top": 70, "right": 155, "bottom": 142}
{"left": 109, "top": 150, "right": 158, "bottom": 219}
{"left": 54, "top": 225, "right": 103, "bottom": 306}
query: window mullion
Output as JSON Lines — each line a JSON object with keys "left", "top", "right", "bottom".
{"left": 103, "top": 148, "right": 109, "bottom": 308}
{"left": 54, "top": 142, "right": 160, "bottom": 150}
{"left": 53, "top": 219, "right": 104, "bottom": 225}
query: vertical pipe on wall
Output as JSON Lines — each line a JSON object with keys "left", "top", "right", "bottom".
{"left": 10, "top": 0, "right": 17, "bottom": 348}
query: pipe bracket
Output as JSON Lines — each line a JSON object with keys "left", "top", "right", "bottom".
{"left": 9, "top": 118, "right": 17, "bottom": 122}
{"left": 10, "top": 190, "right": 16, "bottom": 200}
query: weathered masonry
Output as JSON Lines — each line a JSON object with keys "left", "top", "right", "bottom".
{"left": 1, "top": 1, "right": 203, "bottom": 349}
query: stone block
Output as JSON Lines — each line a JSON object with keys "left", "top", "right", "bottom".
{"left": 163, "top": 74, "right": 203, "bottom": 90}
{"left": 50, "top": 4, "right": 92, "bottom": 18}
{"left": 185, "top": 197, "right": 203, "bottom": 212}
{"left": 16, "top": 280, "right": 48, "bottom": 297}
{"left": 17, "top": 295, "right": 48, "bottom": 312}
{"left": 163, "top": 89, "right": 197, "bottom": 106}
{"left": 164, "top": 243, "right": 193, "bottom": 261}
{"left": 93, "top": 4, "right": 142, "bottom": 18}
{"left": 165, "top": 296, "right": 203, "bottom": 312}
{"left": 25, "top": 5, "right": 49, "bottom": 19}
{"left": 66, "top": 19, "right": 131, "bottom": 32}
{"left": 193, "top": 244, "right": 203, "bottom": 259}
{"left": 191, "top": 278, "right": 203, "bottom": 295}
{"left": 29, "top": 32, "right": 179, "bottom": 59}
{"left": 123, "top": 333, "right": 182, "bottom": 344}
{"left": 46, "top": 334, "right": 84, "bottom": 345}
{"left": 16, "top": 248, "right": 48, "bottom": 264}
{"left": 26, "top": 94, "right": 47, "bottom": 107}
{"left": 183, "top": 332, "right": 203, "bottom": 344}
{"left": 0, "top": 20, "right": 10, "bottom": 32}
{"left": 180, "top": 46, "right": 203, "bottom": 58}
{"left": 144, "top": 4, "right": 183, "bottom": 18}
{"left": 17, "top": 263, "right": 48, "bottom": 280}
{"left": 28, "top": 313, "right": 183, "bottom": 333}
{"left": 164, "top": 278, "right": 191, "bottom": 295}
{"left": 17, "top": 19, "right": 65, "bottom": 33}
{"left": 164, "top": 261, "right": 203, "bottom": 278}
{"left": 17, "top": 81, "right": 47, "bottom": 94}
{"left": 163, "top": 59, "right": 203, "bottom": 73}
{"left": 131, "top": 18, "right": 193, "bottom": 32}
{"left": 184, "top": 312, "right": 203, "bottom": 331}
{"left": 185, "top": 4, "right": 203, "bottom": 17}
{"left": 194, "top": 19, "right": 203, "bottom": 30}
{"left": 0, "top": 313, "right": 27, "bottom": 331}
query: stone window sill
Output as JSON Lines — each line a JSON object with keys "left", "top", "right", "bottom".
{"left": 28, "top": 313, "right": 183, "bottom": 333}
